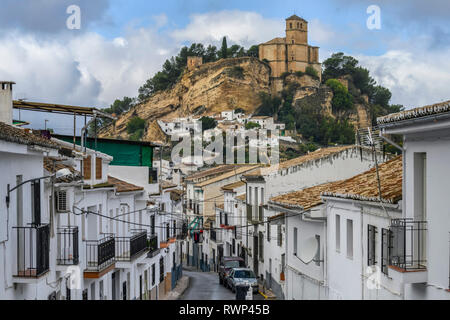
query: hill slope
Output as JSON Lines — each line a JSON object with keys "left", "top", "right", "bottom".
{"left": 99, "top": 57, "right": 271, "bottom": 141}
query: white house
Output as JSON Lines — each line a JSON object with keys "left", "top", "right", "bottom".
{"left": 322, "top": 156, "right": 404, "bottom": 300}
{"left": 242, "top": 145, "right": 388, "bottom": 282}
{"left": 377, "top": 100, "right": 450, "bottom": 299}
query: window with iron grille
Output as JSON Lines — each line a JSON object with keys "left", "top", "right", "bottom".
{"left": 368, "top": 225, "right": 377, "bottom": 266}
{"left": 56, "top": 190, "right": 69, "bottom": 213}
{"left": 31, "top": 179, "right": 41, "bottom": 225}
{"left": 259, "top": 231, "right": 264, "bottom": 261}
{"left": 159, "top": 257, "right": 164, "bottom": 282}
{"left": 381, "top": 228, "right": 390, "bottom": 275}
{"left": 151, "top": 264, "right": 155, "bottom": 286}
{"left": 150, "top": 215, "right": 155, "bottom": 235}
{"left": 277, "top": 225, "right": 282, "bottom": 247}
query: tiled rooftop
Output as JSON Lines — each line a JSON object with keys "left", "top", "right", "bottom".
{"left": 236, "top": 194, "right": 246, "bottom": 201}
{"left": 43, "top": 157, "right": 81, "bottom": 183}
{"left": 221, "top": 180, "right": 246, "bottom": 191}
{"left": 195, "top": 165, "right": 260, "bottom": 187}
{"left": 377, "top": 100, "right": 450, "bottom": 125}
{"left": 0, "top": 122, "right": 60, "bottom": 150}
{"left": 269, "top": 156, "right": 403, "bottom": 209}
{"left": 108, "top": 176, "right": 144, "bottom": 193}
{"left": 185, "top": 164, "right": 237, "bottom": 182}
{"left": 244, "top": 145, "right": 356, "bottom": 177}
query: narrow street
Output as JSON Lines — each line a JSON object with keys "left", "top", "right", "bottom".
{"left": 179, "top": 267, "right": 265, "bottom": 300}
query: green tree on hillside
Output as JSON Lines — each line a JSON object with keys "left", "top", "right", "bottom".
{"left": 325, "top": 79, "right": 354, "bottom": 114}
{"left": 220, "top": 37, "right": 228, "bottom": 59}
{"left": 200, "top": 116, "right": 217, "bottom": 131}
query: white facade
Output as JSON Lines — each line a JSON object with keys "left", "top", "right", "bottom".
{"left": 245, "top": 146, "right": 387, "bottom": 284}
{"left": 379, "top": 107, "right": 450, "bottom": 299}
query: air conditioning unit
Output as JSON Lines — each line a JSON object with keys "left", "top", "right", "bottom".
{"left": 56, "top": 190, "right": 69, "bottom": 213}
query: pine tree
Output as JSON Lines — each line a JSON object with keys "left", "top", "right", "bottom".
{"left": 220, "top": 36, "right": 228, "bottom": 59}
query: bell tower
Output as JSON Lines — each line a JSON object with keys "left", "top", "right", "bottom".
{"left": 285, "top": 15, "right": 308, "bottom": 45}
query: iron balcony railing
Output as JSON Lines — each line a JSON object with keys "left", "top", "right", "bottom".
{"left": 57, "top": 226, "right": 79, "bottom": 265}
{"left": 85, "top": 236, "right": 115, "bottom": 271}
{"left": 147, "top": 234, "right": 160, "bottom": 258}
{"left": 13, "top": 224, "right": 50, "bottom": 278}
{"left": 389, "top": 219, "right": 427, "bottom": 270}
{"left": 115, "top": 230, "right": 148, "bottom": 261}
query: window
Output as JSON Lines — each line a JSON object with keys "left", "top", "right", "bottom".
{"left": 95, "top": 157, "right": 102, "bottom": 179}
{"left": 368, "top": 225, "right": 377, "bottom": 266}
{"left": 267, "top": 221, "right": 271, "bottom": 242}
{"left": 248, "top": 187, "right": 252, "bottom": 204}
{"left": 290, "top": 23, "right": 292, "bottom": 28}
{"left": 381, "top": 228, "right": 390, "bottom": 275}
{"left": 336, "top": 215, "right": 341, "bottom": 252}
{"left": 151, "top": 264, "right": 156, "bottom": 286}
{"left": 261, "top": 188, "right": 264, "bottom": 205}
{"left": 31, "top": 179, "right": 41, "bottom": 225}
{"left": 347, "top": 219, "right": 353, "bottom": 259}
{"left": 232, "top": 239, "right": 235, "bottom": 255}
{"left": 83, "top": 155, "right": 91, "bottom": 180}
{"left": 259, "top": 231, "right": 264, "bottom": 261}
{"left": 277, "top": 225, "right": 282, "bottom": 247}
{"left": 224, "top": 213, "right": 228, "bottom": 226}
{"left": 56, "top": 190, "right": 68, "bottom": 212}
{"left": 150, "top": 215, "right": 155, "bottom": 235}
{"left": 159, "top": 257, "right": 164, "bottom": 282}
{"left": 293, "top": 227, "right": 298, "bottom": 255}
{"left": 99, "top": 280, "right": 104, "bottom": 300}
{"left": 315, "top": 235, "right": 321, "bottom": 266}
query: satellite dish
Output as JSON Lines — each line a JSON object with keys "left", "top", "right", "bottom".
{"left": 298, "top": 236, "right": 318, "bottom": 263}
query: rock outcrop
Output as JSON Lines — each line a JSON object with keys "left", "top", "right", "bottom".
{"left": 99, "top": 57, "right": 271, "bottom": 141}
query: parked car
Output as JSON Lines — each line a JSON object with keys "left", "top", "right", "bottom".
{"left": 218, "top": 256, "right": 245, "bottom": 285}
{"left": 226, "top": 268, "right": 259, "bottom": 293}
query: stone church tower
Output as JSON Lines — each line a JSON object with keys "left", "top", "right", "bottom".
{"left": 259, "top": 15, "right": 321, "bottom": 81}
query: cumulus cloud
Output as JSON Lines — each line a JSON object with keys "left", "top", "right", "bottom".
{"left": 1, "top": 8, "right": 449, "bottom": 134}
{"left": 171, "top": 10, "right": 284, "bottom": 47}
{"left": 356, "top": 47, "right": 450, "bottom": 108}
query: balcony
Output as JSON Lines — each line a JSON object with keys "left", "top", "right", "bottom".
{"left": 57, "top": 227, "right": 79, "bottom": 266}
{"left": 388, "top": 219, "right": 428, "bottom": 284}
{"left": 13, "top": 224, "right": 50, "bottom": 279}
{"left": 147, "top": 234, "right": 160, "bottom": 259}
{"left": 115, "top": 230, "right": 149, "bottom": 262}
{"left": 85, "top": 236, "right": 115, "bottom": 274}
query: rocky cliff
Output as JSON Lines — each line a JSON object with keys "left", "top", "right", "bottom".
{"left": 99, "top": 56, "right": 372, "bottom": 142}
{"left": 99, "top": 57, "right": 271, "bottom": 141}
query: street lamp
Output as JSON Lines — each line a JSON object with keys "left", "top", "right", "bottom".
{"left": 6, "top": 168, "right": 72, "bottom": 208}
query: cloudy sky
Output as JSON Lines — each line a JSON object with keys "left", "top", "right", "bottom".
{"left": 1, "top": 0, "right": 449, "bottom": 133}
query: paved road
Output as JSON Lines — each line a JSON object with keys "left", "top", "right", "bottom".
{"left": 180, "top": 270, "right": 235, "bottom": 300}
{"left": 180, "top": 268, "right": 265, "bottom": 300}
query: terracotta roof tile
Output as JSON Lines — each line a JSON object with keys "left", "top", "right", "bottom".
{"left": 377, "top": 100, "right": 450, "bottom": 125}
{"left": 221, "top": 180, "right": 246, "bottom": 191}
{"left": 195, "top": 165, "right": 260, "bottom": 187}
{"left": 108, "top": 176, "right": 144, "bottom": 193}
{"left": 244, "top": 145, "right": 357, "bottom": 177}
{"left": 0, "top": 122, "right": 60, "bottom": 149}
{"left": 43, "top": 157, "right": 81, "bottom": 183}
{"left": 185, "top": 164, "right": 237, "bottom": 181}
{"left": 269, "top": 156, "right": 403, "bottom": 209}
{"left": 236, "top": 194, "right": 246, "bottom": 201}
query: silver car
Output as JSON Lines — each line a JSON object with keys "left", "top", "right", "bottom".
{"left": 226, "top": 268, "right": 259, "bottom": 293}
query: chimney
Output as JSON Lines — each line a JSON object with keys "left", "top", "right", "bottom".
{"left": 0, "top": 81, "right": 15, "bottom": 125}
